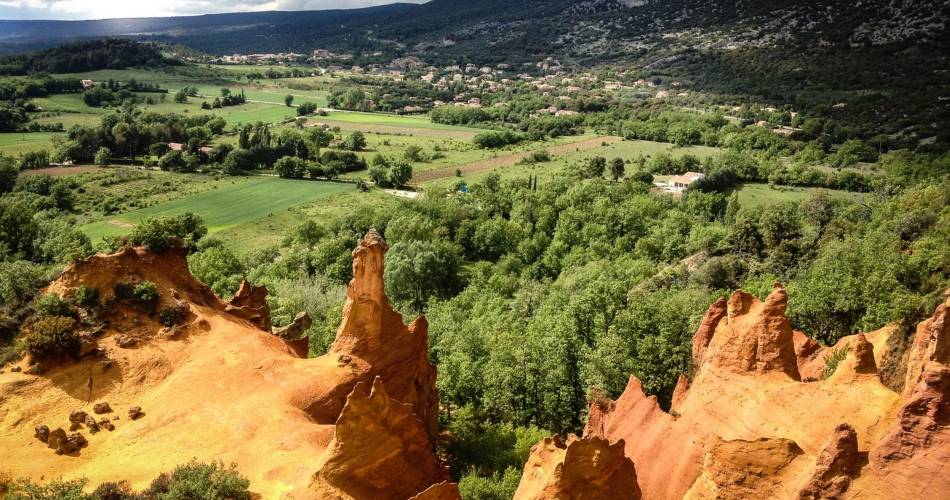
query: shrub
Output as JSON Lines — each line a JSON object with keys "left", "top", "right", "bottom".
{"left": 146, "top": 460, "right": 251, "bottom": 500}
{"left": 133, "top": 281, "right": 159, "bottom": 305}
{"left": 458, "top": 468, "right": 521, "bottom": 500}
{"left": 114, "top": 281, "right": 160, "bottom": 307}
{"left": 91, "top": 480, "right": 135, "bottom": 499}
{"left": 821, "top": 347, "right": 848, "bottom": 380}
{"left": 73, "top": 285, "right": 99, "bottom": 308}
{"left": 33, "top": 293, "right": 71, "bottom": 318}
{"left": 22, "top": 316, "right": 77, "bottom": 357}
{"left": 129, "top": 213, "right": 207, "bottom": 251}
{"left": 473, "top": 130, "right": 524, "bottom": 149}
{"left": 159, "top": 304, "right": 188, "bottom": 327}
{"left": 1, "top": 477, "right": 90, "bottom": 499}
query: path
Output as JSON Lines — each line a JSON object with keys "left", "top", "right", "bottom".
{"left": 411, "top": 136, "right": 622, "bottom": 183}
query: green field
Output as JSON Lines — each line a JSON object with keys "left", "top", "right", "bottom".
{"left": 80, "top": 176, "right": 353, "bottom": 244}
{"left": 321, "top": 111, "right": 482, "bottom": 132}
{"left": 734, "top": 183, "right": 867, "bottom": 208}
{"left": 0, "top": 132, "right": 59, "bottom": 155}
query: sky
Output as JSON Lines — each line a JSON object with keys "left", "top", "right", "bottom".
{"left": 0, "top": 0, "right": 428, "bottom": 20}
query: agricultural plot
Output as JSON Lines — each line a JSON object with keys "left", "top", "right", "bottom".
{"left": 419, "top": 138, "right": 721, "bottom": 191}
{"left": 734, "top": 182, "right": 866, "bottom": 208}
{"left": 0, "top": 132, "right": 58, "bottom": 155}
{"left": 80, "top": 176, "right": 353, "bottom": 244}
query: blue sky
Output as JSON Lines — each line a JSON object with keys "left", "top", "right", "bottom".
{"left": 0, "top": 0, "right": 427, "bottom": 20}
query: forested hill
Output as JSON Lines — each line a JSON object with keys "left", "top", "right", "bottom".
{"left": 1, "top": 0, "right": 947, "bottom": 61}
{"left": 0, "top": 39, "right": 175, "bottom": 76}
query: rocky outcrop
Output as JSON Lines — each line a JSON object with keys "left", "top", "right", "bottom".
{"left": 309, "top": 378, "right": 454, "bottom": 500}
{"left": 225, "top": 279, "right": 271, "bottom": 330}
{"left": 692, "top": 297, "right": 727, "bottom": 367}
{"left": 1, "top": 235, "right": 448, "bottom": 498}
{"left": 273, "top": 311, "right": 312, "bottom": 339}
{"left": 705, "top": 284, "right": 800, "bottom": 380}
{"left": 298, "top": 230, "right": 439, "bottom": 437}
{"left": 524, "top": 286, "right": 948, "bottom": 500}
{"left": 798, "top": 424, "right": 862, "bottom": 500}
{"left": 686, "top": 436, "right": 806, "bottom": 499}
{"left": 514, "top": 435, "right": 639, "bottom": 500}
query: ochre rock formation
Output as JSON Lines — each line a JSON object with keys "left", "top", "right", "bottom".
{"left": 309, "top": 377, "right": 452, "bottom": 499}
{"left": 0, "top": 232, "right": 451, "bottom": 498}
{"left": 524, "top": 285, "right": 950, "bottom": 500}
{"left": 514, "top": 434, "right": 640, "bottom": 500}
{"left": 225, "top": 279, "right": 272, "bottom": 330}
{"left": 797, "top": 423, "right": 862, "bottom": 500}
{"left": 294, "top": 230, "right": 438, "bottom": 437}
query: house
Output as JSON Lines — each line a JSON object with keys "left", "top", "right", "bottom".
{"left": 199, "top": 146, "right": 214, "bottom": 155}
{"left": 167, "top": 143, "right": 184, "bottom": 151}
{"left": 81, "top": 80, "right": 95, "bottom": 89}
{"left": 665, "top": 172, "right": 705, "bottom": 193}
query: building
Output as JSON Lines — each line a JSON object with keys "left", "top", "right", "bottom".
{"left": 665, "top": 172, "right": 705, "bottom": 193}
{"left": 167, "top": 143, "right": 184, "bottom": 151}
{"left": 81, "top": 80, "right": 95, "bottom": 89}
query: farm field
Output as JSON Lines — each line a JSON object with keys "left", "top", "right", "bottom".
{"left": 0, "top": 132, "right": 58, "bottom": 155}
{"left": 419, "top": 138, "right": 721, "bottom": 191}
{"left": 733, "top": 182, "right": 867, "bottom": 208}
{"left": 80, "top": 176, "right": 353, "bottom": 245}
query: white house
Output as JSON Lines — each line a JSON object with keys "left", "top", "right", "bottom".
{"left": 665, "top": 172, "right": 705, "bottom": 193}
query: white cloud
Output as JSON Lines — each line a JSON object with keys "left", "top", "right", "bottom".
{"left": 0, "top": 0, "right": 427, "bottom": 20}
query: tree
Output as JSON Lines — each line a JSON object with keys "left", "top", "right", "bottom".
{"left": 344, "top": 131, "right": 367, "bottom": 152}
{"left": 94, "top": 147, "right": 112, "bottom": 166}
{"left": 174, "top": 90, "right": 188, "bottom": 103}
{"left": 222, "top": 149, "right": 255, "bottom": 175}
{"left": 389, "top": 159, "right": 412, "bottom": 188}
{"left": 586, "top": 156, "right": 606, "bottom": 178}
{"left": 369, "top": 165, "right": 391, "bottom": 187}
{"left": 297, "top": 102, "right": 318, "bottom": 116}
{"left": 609, "top": 157, "right": 625, "bottom": 181}
{"left": 274, "top": 156, "right": 308, "bottom": 179}
{"left": 284, "top": 94, "right": 294, "bottom": 107}
{"left": 0, "top": 158, "right": 18, "bottom": 194}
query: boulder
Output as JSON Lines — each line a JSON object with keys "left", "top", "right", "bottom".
{"left": 69, "top": 410, "right": 88, "bottom": 424}
{"left": 47, "top": 428, "right": 86, "bottom": 455}
{"left": 84, "top": 414, "right": 100, "bottom": 433}
{"left": 34, "top": 424, "right": 49, "bottom": 442}
{"left": 128, "top": 406, "right": 143, "bottom": 420}
{"left": 93, "top": 402, "right": 112, "bottom": 414}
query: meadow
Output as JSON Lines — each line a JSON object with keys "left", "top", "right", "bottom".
{"left": 80, "top": 176, "right": 353, "bottom": 245}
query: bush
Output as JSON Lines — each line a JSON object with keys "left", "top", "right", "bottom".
{"left": 473, "top": 130, "right": 525, "bottom": 149}
{"left": 115, "top": 281, "right": 159, "bottom": 307}
{"left": 821, "top": 347, "right": 848, "bottom": 380}
{"left": 91, "top": 480, "right": 135, "bottom": 499}
{"left": 1, "top": 477, "right": 90, "bottom": 499}
{"left": 133, "top": 281, "right": 159, "bottom": 305}
{"left": 22, "top": 316, "right": 77, "bottom": 357}
{"left": 33, "top": 293, "right": 71, "bottom": 317}
{"left": 94, "top": 147, "right": 112, "bottom": 166}
{"left": 129, "top": 213, "right": 207, "bottom": 251}
{"left": 458, "top": 468, "right": 522, "bottom": 500}
{"left": 73, "top": 285, "right": 99, "bottom": 308}
{"left": 159, "top": 304, "right": 189, "bottom": 327}
{"left": 146, "top": 460, "right": 251, "bottom": 500}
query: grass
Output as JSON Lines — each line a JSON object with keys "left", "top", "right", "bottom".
{"left": 0, "top": 132, "right": 58, "bottom": 156}
{"left": 734, "top": 183, "right": 867, "bottom": 209}
{"left": 80, "top": 176, "right": 353, "bottom": 244}
{"left": 321, "top": 111, "right": 482, "bottom": 132}
{"left": 419, "top": 138, "right": 717, "bottom": 191}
